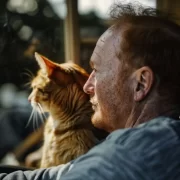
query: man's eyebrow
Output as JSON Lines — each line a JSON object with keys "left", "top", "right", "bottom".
{"left": 100, "top": 38, "right": 105, "bottom": 43}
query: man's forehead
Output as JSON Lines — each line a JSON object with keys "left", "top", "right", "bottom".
{"left": 90, "top": 27, "right": 120, "bottom": 65}
{"left": 98, "top": 28, "right": 115, "bottom": 44}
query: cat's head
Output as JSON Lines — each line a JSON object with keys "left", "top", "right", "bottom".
{"left": 28, "top": 52, "right": 90, "bottom": 116}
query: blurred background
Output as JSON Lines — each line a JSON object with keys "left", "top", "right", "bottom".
{"left": 0, "top": 0, "right": 179, "bottom": 167}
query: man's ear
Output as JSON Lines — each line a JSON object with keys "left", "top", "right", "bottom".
{"left": 133, "top": 66, "right": 154, "bottom": 102}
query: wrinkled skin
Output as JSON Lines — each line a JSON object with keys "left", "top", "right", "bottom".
{"left": 83, "top": 28, "right": 134, "bottom": 132}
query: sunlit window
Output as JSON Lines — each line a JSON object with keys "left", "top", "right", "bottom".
{"left": 78, "top": 0, "right": 156, "bottom": 19}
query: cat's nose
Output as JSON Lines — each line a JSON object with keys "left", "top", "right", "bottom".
{"left": 28, "top": 94, "right": 32, "bottom": 102}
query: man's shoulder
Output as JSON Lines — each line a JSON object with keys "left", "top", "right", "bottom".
{"left": 67, "top": 117, "right": 180, "bottom": 180}
{"left": 107, "top": 116, "right": 180, "bottom": 151}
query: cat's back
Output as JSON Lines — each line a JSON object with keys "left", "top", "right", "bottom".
{"left": 42, "top": 126, "right": 97, "bottom": 167}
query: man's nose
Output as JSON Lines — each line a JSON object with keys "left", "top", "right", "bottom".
{"left": 83, "top": 74, "right": 94, "bottom": 94}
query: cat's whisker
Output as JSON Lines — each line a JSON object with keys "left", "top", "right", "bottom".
{"left": 37, "top": 103, "right": 43, "bottom": 113}
{"left": 23, "top": 81, "right": 32, "bottom": 88}
{"left": 36, "top": 110, "right": 42, "bottom": 129}
{"left": 39, "top": 112, "right": 46, "bottom": 125}
{"left": 33, "top": 112, "right": 36, "bottom": 130}
{"left": 26, "top": 107, "right": 40, "bottom": 130}
{"left": 34, "top": 110, "right": 39, "bottom": 130}
{"left": 35, "top": 111, "right": 40, "bottom": 129}
{"left": 22, "top": 69, "right": 35, "bottom": 88}
{"left": 22, "top": 69, "right": 34, "bottom": 79}
{"left": 33, "top": 109, "right": 39, "bottom": 130}
{"left": 26, "top": 108, "right": 36, "bottom": 128}
{"left": 32, "top": 109, "right": 36, "bottom": 130}
{"left": 37, "top": 103, "right": 47, "bottom": 123}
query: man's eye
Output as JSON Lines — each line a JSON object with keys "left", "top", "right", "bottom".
{"left": 93, "top": 68, "right": 97, "bottom": 72}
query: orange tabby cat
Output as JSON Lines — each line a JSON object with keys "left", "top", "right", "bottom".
{"left": 28, "top": 52, "right": 98, "bottom": 168}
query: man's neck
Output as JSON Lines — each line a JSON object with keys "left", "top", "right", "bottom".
{"left": 125, "top": 94, "right": 180, "bottom": 128}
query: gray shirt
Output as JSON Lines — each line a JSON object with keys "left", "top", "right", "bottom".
{"left": 1, "top": 116, "right": 180, "bottom": 180}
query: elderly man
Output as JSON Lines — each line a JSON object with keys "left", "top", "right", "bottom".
{"left": 1, "top": 3, "right": 180, "bottom": 180}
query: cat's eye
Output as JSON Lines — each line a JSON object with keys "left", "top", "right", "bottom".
{"left": 38, "top": 88, "right": 50, "bottom": 97}
{"left": 38, "top": 88, "right": 45, "bottom": 94}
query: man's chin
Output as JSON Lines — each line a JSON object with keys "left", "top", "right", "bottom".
{"left": 91, "top": 113, "right": 105, "bottom": 130}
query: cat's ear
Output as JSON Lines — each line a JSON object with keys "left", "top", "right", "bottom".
{"left": 72, "top": 65, "right": 89, "bottom": 88}
{"left": 35, "top": 52, "right": 56, "bottom": 76}
{"left": 73, "top": 70, "right": 89, "bottom": 88}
